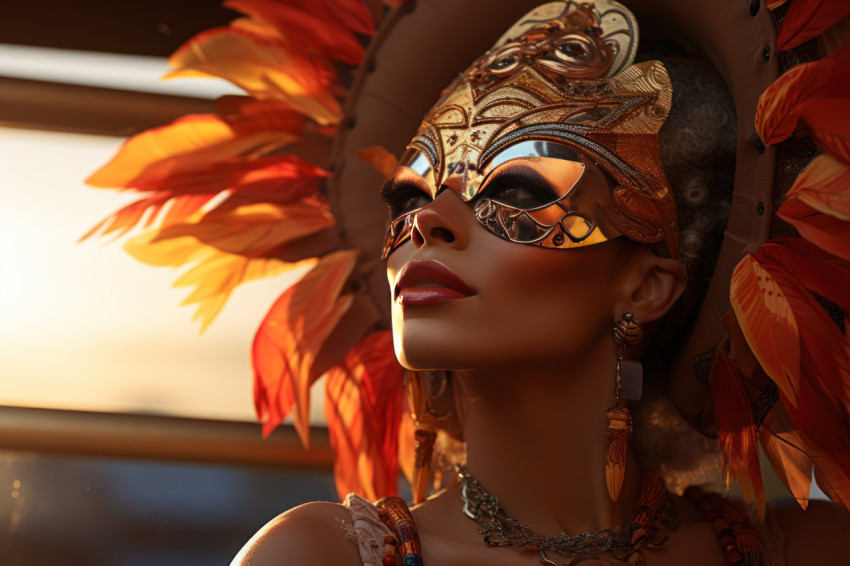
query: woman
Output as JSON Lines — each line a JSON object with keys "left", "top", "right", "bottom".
{"left": 85, "top": 0, "right": 850, "bottom": 564}
{"left": 229, "top": 2, "right": 850, "bottom": 565}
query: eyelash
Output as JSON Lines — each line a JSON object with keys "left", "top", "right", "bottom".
{"left": 478, "top": 169, "right": 559, "bottom": 206}
{"left": 381, "top": 179, "right": 432, "bottom": 217}
{"left": 380, "top": 168, "right": 560, "bottom": 219}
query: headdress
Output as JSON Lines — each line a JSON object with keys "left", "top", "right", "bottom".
{"left": 85, "top": 0, "right": 850, "bottom": 516}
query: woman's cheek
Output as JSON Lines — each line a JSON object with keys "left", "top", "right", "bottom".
{"left": 476, "top": 243, "right": 619, "bottom": 357}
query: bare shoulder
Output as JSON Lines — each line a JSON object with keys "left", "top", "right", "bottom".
{"left": 231, "top": 500, "right": 361, "bottom": 566}
{"left": 768, "top": 498, "right": 850, "bottom": 566}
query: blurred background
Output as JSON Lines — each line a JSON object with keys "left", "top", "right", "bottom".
{"left": 1, "top": 2, "right": 339, "bottom": 564}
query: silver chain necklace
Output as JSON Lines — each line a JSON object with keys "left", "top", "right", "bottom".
{"left": 456, "top": 465, "right": 677, "bottom": 566}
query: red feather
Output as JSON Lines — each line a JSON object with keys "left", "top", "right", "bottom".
{"left": 252, "top": 250, "right": 358, "bottom": 444}
{"left": 324, "top": 331, "right": 405, "bottom": 500}
{"left": 759, "top": 406, "right": 813, "bottom": 509}
{"left": 254, "top": 0, "right": 376, "bottom": 36}
{"left": 137, "top": 154, "right": 328, "bottom": 199}
{"left": 225, "top": 0, "right": 369, "bottom": 65}
{"left": 733, "top": 239, "right": 850, "bottom": 511}
{"left": 714, "top": 351, "right": 765, "bottom": 515}
{"left": 755, "top": 42, "right": 850, "bottom": 149}
{"left": 82, "top": 155, "right": 328, "bottom": 242}
{"left": 730, "top": 254, "right": 801, "bottom": 405}
{"left": 87, "top": 101, "right": 306, "bottom": 190}
{"left": 761, "top": 405, "right": 850, "bottom": 513}
{"left": 778, "top": 154, "right": 850, "bottom": 261}
{"left": 776, "top": 0, "right": 850, "bottom": 51}
{"left": 805, "top": 99, "right": 850, "bottom": 164}
{"left": 166, "top": 27, "right": 341, "bottom": 125}
{"left": 151, "top": 197, "right": 335, "bottom": 257}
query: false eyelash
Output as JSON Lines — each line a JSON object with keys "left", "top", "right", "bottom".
{"left": 477, "top": 167, "right": 559, "bottom": 202}
{"left": 380, "top": 178, "right": 431, "bottom": 208}
{"left": 380, "top": 178, "right": 405, "bottom": 204}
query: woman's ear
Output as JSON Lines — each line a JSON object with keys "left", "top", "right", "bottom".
{"left": 613, "top": 248, "right": 686, "bottom": 324}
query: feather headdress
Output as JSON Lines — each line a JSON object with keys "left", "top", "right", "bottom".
{"left": 85, "top": 0, "right": 850, "bottom": 512}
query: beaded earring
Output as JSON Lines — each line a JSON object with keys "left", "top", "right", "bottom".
{"left": 605, "top": 313, "right": 643, "bottom": 501}
{"left": 404, "top": 370, "right": 451, "bottom": 504}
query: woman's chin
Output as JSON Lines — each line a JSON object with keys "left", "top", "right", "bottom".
{"left": 393, "top": 335, "right": 470, "bottom": 372}
{"left": 393, "top": 334, "right": 510, "bottom": 372}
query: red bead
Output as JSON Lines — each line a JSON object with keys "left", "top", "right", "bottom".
{"left": 382, "top": 556, "right": 397, "bottom": 566}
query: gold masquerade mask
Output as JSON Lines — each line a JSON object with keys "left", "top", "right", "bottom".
{"left": 382, "top": 0, "right": 679, "bottom": 259}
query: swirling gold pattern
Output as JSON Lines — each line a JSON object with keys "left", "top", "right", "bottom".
{"left": 383, "top": 1, "right": 679, "bottom": 259}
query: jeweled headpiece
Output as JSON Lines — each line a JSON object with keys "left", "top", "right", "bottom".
{"left": 382, "top": 0, "right": 679, "bottom": 259}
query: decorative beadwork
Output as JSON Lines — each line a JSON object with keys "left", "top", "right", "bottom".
{"left": 684, "top": 486, "right": 761, "bottom": 566}
{"left": 376, "top": 496, "right": 424, "bottom": 566}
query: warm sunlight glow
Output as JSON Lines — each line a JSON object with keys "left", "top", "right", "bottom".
{"left": 0, "top": 44, "right": 243, "bottom": 99}
{"left": 0, "top": 127, "right": 324, "bottom": 422}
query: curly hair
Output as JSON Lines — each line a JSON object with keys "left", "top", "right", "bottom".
{"left": 659, "top": 57, "right": 737, "bottom": 311}
{"left": 633, "top": 56, "right": 737, "bottom": 488}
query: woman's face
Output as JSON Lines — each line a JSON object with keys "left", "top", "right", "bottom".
{"left": 385, "top": 156, "right": 628, "bottom": 371}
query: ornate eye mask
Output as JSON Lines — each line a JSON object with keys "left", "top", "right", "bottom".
{"left": 381, "top": 141, "right": 624, "bottom": 257}
{"left": 381, "top": 0, "right": 679, "bottom": 260}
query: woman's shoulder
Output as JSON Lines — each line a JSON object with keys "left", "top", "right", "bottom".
{"left": 231, "top": 500, "right": 362, "bottom": 566}
{"left": 768, "top": 497, "right": 850, "bottom": 566}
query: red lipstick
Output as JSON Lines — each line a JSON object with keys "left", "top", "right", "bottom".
{"left": 394, "top": 260, "right": 475, "bottom": 306}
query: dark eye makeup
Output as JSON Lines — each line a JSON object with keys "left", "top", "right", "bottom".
{"left": 478, "top": 166, "right": 560, "bottom": 209}
{"left": 381, "top": 177, "right": 433, "bottom": 218}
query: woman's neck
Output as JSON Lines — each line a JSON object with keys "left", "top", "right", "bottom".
{"left": 452, "top": 338, "right": 642, "bottom": 537}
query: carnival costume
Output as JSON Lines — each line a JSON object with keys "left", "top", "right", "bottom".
{"left": 85, "top": 0, "right": 850, "bottom": 564}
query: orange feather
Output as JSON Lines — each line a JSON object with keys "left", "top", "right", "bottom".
{"left": 138, "top": 154, "right": 328, "bottom": 198}
{"left": 252, "top": 250, "right": 358, "bottom": 444}
{"left": 255, "top": 0, "right": 376, "bottom": 36}
{"left": 776, "top": 0, "right": 850, "bottom": 51}
{"left": 805, "top": 101, "right": 850, "bottom": 164}
{"left": 150, "top": 197, "right": 334, "bottom": 257}
{"left": 82, "top": 155, "right": 327, "bottom": 242}
{"left": 730, "top": 254, "right": 801, "bottom": 406}
{"left": 779, "top": 154, "right": 850, "bottom": 261}
{"left": 755, "top": 42, "right": 850, "bottom": 149}
{"left": 166, "top": 27, "right": 341, "bottom": 125}
{"left": 356, "top": 146, "right": 399, "bottom": 178}
{"left": 759, "top": 406, "right": 813, "bottom": 510}
{"left": 714, "top": 351, "right": 765, "bottom": 515}
{"left": 761, "top": 405, "right": 850, "bottom": 513}
{"left": 733, "top": 238, "right": 850, "bottom": 511}
{"left": 226, "top": 0, "right": 368, "bottom": 64}
{"left": 324, "top": 331, "right": 404, "bottom": 500}
{"left": 735, "top": 240, "right": 850, "bottom": 508}
{"left": 87, "top": 103, "right": 305, "bottom": 189}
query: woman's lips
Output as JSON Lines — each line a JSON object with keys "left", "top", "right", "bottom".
{"left": 394, "top": 260, "right": 475, "bottom": 306}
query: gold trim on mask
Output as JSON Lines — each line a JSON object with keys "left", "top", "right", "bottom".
{"left": 382, "top": 1, "right": 679, "bottom": 259}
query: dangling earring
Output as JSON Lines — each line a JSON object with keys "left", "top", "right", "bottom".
{"left": 605, "top": 313, "right": 643, "bottom": 501}
{"left": 404, "top": 369, "right": 450, "bottom": 504}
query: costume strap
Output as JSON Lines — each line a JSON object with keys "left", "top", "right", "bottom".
{"left": 375, "top": 496, "right": 424, "bottom": 566}
{"left": 684, "top": 486, "right": 761, "bottom": 566}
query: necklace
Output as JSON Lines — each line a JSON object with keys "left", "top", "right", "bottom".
{"left": 456, "top": 465, "right": 677, "bottom": 566}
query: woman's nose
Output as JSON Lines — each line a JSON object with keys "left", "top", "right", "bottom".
{"left": 410, "top": 190, "right": 470, "bottom": 250}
